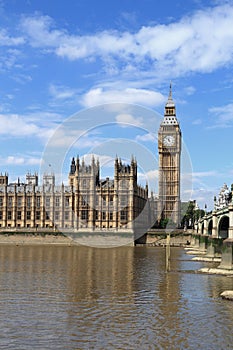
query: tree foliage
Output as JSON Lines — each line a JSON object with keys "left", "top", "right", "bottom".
{"left": 181, "top": 201, "right": 205, "bottom": 228}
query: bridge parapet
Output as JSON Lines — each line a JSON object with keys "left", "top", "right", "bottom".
{"left": 206, "top": 213, "right": 213, "bottom": 220}
{"left": 216, "top": 207, "right": 229, "bottom": 216}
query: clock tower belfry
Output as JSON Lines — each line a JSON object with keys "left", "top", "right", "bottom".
{"left": 158, "top": 84, "right": 181, "bottom": 227}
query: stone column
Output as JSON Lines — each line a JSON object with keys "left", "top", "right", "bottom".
{"left": 31, "top": 186, "right": 35, "bottom": 228}
{"left": 212, "top": 211, "right": 218, "bottom": 237}
{"left": 2, "top": 186, "right": 7, "bottom": 227}
{"left": 22, "top": 189, "right": 26, "bottom": 228}
{"left": 74, "top": 189, "right": 78, "bottom": 229}
{"left": 51, "top": 189, "right": 54, "bottom": 228}
{"left": 198, "top": 220, "right": 202, "bottom": 234}
{"left": 127, "top": 178, "right": 133, "bottom": 230}
{"left": 218, "top": 199, "right": 233, "bottom": 270}
{"left": 12, "top": 187, "right": 16, "bottom": 228}
{"left": 194, "top": 220, "right": 198, "bottom": 233}
{"left": 40, "top": 189, "right": 45, "bottom": 228}
{"left": 88, "top": 184, "right": 94, "bottom": 230}
{"left": 219, "top": 239, "right": 233, "bottom": 270}
{"left": 228, "top": 204, "right": 233, "bottom": 239}
{"left": 61, "top": 186, "right": 64, "bottom": 228}
{"left": 203, "top": 216, "right": 208, "bottom": 235}
{"left": 198, "top": 216, "right": 208, "bottom": 251}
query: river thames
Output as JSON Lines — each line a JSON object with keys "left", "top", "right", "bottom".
{"left": 0, "top": 245, "right": 233, "bottom": 349}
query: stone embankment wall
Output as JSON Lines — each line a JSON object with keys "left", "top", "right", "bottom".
{"left": 0, "top": 233, "right": 72, "bottom": 245}
{"left": 145, "top": 234, "right": 192, "bottom": 247}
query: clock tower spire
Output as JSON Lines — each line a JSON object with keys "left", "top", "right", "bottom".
{"left": 158, "top": 85, "right": 181, "bottom": 227}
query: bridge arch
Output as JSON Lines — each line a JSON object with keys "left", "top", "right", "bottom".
{"left": 208, "top": 219, "right": 213, "bottom": 235}
{"left": 218, "top": 215, "right": 229, "bottom": 239}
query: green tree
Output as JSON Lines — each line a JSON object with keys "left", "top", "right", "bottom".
{"left": 160, "top": 218, "right": 169, "bottom": 229}
{"left": 181, "top": 201, "right": 204, "bottom": 228}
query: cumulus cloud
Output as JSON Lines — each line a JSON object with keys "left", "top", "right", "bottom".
{"left": 49, "top": 83, "right": 77, "bottom": 100}
{"left": 138, "top": 169, "right": 159, "bottom": 181}
{"left": 74, "top": 135, "right": 106, "bottom": 149}
{"left": 115, "top": 113, "right": 143, "bottom": 127}
{"left": 20, "top": 14, "right": 65, "bottom": 48}
{"left": 136, "top": 133, "right": 156, "bottom": 142}
{"left": 81, "top": 153, "right": 114, "bottom": 167}
{"left": 20, "top": 4, "right": 233, "bottom": 78}
{"left": 0, "top": 114, "right": 40, "bottom": 136}
{"left": 0, "top": 29, "right": 24, "bottom": 46}
{"left": 0, "top": 113, "right": 56, "bottom": 140}
{"left": 0, "top": 155, "right": 41, "bottom": 166}
{"left": 81, "top": 87, "right": 165, "bottom": 107}
{"left": 45, "top": 128, "right": 85, "bottom": 148}
{"left": 0, "top": 29, "right": 24, "bottom": 71}
{"left": 138, "top": 169, "right": 158, "bottom": 192}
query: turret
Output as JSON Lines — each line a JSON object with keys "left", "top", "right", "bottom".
{"left": 70, "top": 157, "right": 76, "bottom": 175}
{"left": 0, "top": 173, "right": 8, "bottom": 186}
{"left": 26, "top": 172, "right": 38, "bottom": 186}
{"left": 43, "top": 173, "right": 55, "bottom": 186}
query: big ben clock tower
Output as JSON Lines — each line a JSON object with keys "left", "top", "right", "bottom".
{"left": 158, "top": 84, "right": 181, "bottom": 227}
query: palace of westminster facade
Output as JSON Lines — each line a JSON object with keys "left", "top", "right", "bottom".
{"left": 0, "top": 87, "right": 181, "bottom": 233}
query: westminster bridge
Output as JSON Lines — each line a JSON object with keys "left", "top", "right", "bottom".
{"left": 196, "top": 204, "right": 233, "bottom": 239}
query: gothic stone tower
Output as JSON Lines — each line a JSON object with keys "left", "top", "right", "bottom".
{"left": 158, "top": 85, "right": 181, "bottom": 227}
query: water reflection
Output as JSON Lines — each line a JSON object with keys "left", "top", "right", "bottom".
{"left": 67, "top": 246, "right": 135, "bottom": 301}
{"left": 0, "top": 245, "right": 233, "bottom": 349}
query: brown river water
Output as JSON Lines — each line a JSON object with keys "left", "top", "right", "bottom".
{"left": 0, "top": 245, "right": 233, "bottom": 350}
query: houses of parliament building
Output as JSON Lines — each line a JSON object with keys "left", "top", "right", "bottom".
{"left": 0, "top": 157, "right": 149, "bottom": 234}
{"left": 0, "top": 86, "right": 181, "bottom": 235}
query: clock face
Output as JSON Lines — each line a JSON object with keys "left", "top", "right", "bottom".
{"left": 163, "top": 135, "right": 175, "bottom": 146}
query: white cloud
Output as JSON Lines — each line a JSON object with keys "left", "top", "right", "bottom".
{"left": 0, "top": 29, "right": 24, "bottom": 46}
{"left": 74, "top": 135, "right": 105, "bottom": 149}
{"left": 12, "top": 73, "right": 32, "bottom": 84}
{"left": 81, "top": 87, "right": 165, "bottom": 107}
{"left": 184, "top": 86, "right": 196, "bottom": 96}
{"left": 182, "top": 170, "right": 219, "bottom": 181}
{"left": 0, "top": 155, "right": 41, "bottom": 166}
{"left": 0, "top": 48, "right": 23, "bottom": 71}
{"left": 0, "top": 113, "right": 57, "bottom": 140}
{"left": 115, "top": 113, "right": 143, "bottom": 127}
{"left": 137, "top": 169, "right": 158, "bottom": 193}
{"left": 46, "top": 128, "right": 85, "bottom": 148}
{"left": 181, "top": 169, "right": 227, "bottom": 209}
{"left": 209, "top": 103, "right": 233, "bottom": 127}
{"left": 20, "top": 14, "right": 65, "bottom": 48}
{"left": 20, "top": 4, "right": 233, "bottom": 78}
{"left": 192, "top": 170, "right": 219, "bottom": 179}
{"left": 141, "top": 169, "right": 159, "bottom": 180}
{"left": 136, "top": 133, "right": 156, "bottom": 142}
{"left": 81, "top": 153, "right": 114, "bottom": 167}
{"left": 0, "top": 114, "right": 40, "bottom": 136}
{"left": 192, "top": 119, "right": 202, "bottom": 125}
{"left": 187, "top": 187, "right": 216, "bottom": 210}
{"left": 49, "top": 83, "right": 77, "bottom": 100}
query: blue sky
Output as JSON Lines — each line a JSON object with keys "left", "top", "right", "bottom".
{"left": 0, "top": 0, "right": 233, "bottom": 210}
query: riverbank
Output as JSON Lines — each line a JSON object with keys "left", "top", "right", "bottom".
{"left": 0, "top": 233, "right": 73, "bottom": 245}
{"left": 0, "top": 233, "right": 192, "bottom": 247}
